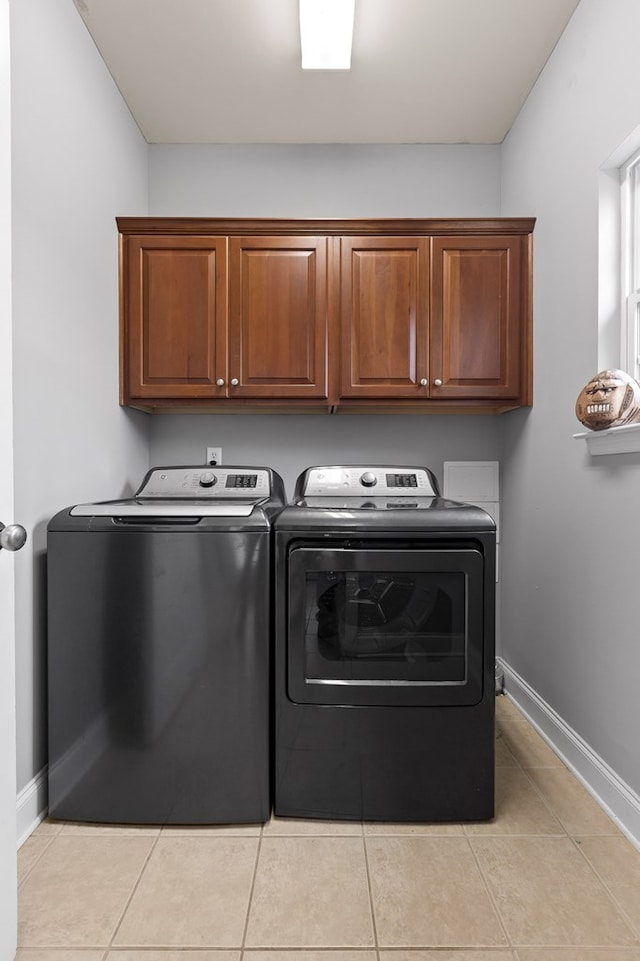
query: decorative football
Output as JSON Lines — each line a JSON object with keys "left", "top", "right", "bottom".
{"left": 575, "top": 368, "right": 640, "bottom": 430}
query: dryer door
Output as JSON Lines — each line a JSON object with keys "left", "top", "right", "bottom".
{"left": 287, "top": 544, "right": 486, "bottom": 706}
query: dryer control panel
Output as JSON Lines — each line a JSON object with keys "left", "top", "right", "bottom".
{"left": 300, "top": 466, "right": 439, "bottom": 498}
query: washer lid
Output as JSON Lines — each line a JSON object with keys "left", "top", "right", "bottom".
{"left": 70, "top": 499, "right": 263, "bottom": 518}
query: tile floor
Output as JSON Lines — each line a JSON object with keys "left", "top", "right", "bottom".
{"left": 16, "top": 695, "right": 640, "bottom": 960}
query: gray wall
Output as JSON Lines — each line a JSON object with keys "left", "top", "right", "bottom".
{"left": 148, "top": 143, "right": 505, "bottom": 497}
{"left": 149, "top": 143, "right": 501, "bottom": 219}
{"left": 10, "top": 0, "right": 150, "bottom": 794}
{"left": 500, "top": 0, "right": 640, "bottom": 796}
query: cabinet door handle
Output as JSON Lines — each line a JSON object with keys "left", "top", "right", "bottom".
{"left": 216, "top": 378, "right": 225, "bottom": 387}
{"left": 420, "top": 378, "right": 428, "bottom": 387}
{"left": 230, "top": 378, "right": 239, "bottom": 387}
{"left": 434, "top": 378, "right": 443, "bottom": 387}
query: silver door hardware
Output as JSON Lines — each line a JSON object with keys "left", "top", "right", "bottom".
{"left": 0, "top": 522, "right": 27, "bottom": 552}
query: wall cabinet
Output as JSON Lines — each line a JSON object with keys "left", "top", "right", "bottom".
{"left": 121, "top": 232, "right": 327, "bottom": 404}
{"left": 123, "top": 235, "right": 226, "bottom": 403}
{"left": 118, "top": 218, "right": 534, "bottom": 413}
{"left": 339, "top": 236, "right": 430, "bottom": 400}
{"left": 430, "top": 235, "right": 524, "bottom": 401}
{"left": 228, "top": 236, "right": 328, "bottom": 400}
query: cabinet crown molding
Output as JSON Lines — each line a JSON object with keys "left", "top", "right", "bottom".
{"left": 116, "top": 216, "right": 536, "bottom": 237}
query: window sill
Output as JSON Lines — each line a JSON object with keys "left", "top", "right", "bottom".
{"left": 573, "top": 422, "right": 640, "bottom": 455}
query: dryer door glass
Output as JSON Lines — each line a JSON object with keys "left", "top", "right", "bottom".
{"left": 287, "top": 545, "right": 485, "bottom": 706}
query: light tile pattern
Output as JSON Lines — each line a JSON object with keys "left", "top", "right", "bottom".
{"left": 17, "top": 696, "right": 640, "bottom": 959}
{"left": 245, "top": 836, "right": 374, "bottom": 947}
{"left": 113, "top": 837, "right": 259, "bottom": 947}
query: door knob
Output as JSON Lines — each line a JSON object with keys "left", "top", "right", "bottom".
{"left": 0, "top": 522, "right": 27, "bottom": 552}
{"left": 434, "top": 378, "right": 443, "bottom": 387}
{"left": 420, "top": 378, "right": 428, "bottom": 387}
{"left": 215, "top": 378, "right": 225, "bottom": 387}
{"left": 230, "top": 378, "right": 239, "bottom": 387}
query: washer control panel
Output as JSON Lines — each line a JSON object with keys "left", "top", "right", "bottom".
{"left": 137, "top": 467, "right": 271, "bottom": 499}
{"left": 301, "top": 466, "right": 439, "bottom": 497}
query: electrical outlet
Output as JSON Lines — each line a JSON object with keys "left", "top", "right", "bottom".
{"left": 206, "top": 446, "right": 223, "bottom": 466}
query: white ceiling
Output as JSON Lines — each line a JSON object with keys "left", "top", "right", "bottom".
{"left": 72, "top": 0, "right": 581, "bottom": 145}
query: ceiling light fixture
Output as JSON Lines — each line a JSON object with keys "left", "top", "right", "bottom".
{"left": 299, "top": 0, "right": 355, "bottom": 70}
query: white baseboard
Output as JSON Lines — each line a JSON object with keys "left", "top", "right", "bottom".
{"left": 499, "top": 657, "right": 640, "bottom": 852}
{"left": 16, "top": 766, "right": 48, "bottom": 848}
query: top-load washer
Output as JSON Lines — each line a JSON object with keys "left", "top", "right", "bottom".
{"left": 274, "top": 465, "right": 496, "bottom": 822}
{"left": 47, "top": 465, "right": 285, "bottom": 825}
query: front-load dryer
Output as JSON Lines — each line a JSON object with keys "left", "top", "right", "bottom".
{"left": 274, "top": 465, "right": 496, "bottom": 822}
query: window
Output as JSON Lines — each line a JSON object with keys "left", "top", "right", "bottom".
{"left": 582, "top": 141, "right": 640, "bottom": 451}
{"left": 621, "top": 147, "right": 640, "bottom": 380}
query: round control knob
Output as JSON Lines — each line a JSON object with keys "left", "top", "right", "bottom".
{"left": 216, "top": 378, "right": 225, "bottom": 387}
{"left": 360, "top": 471, "right": 377, "bottom": 488}
{"left": 199, "top": 471, "right": 217, "bottom": 488}
{"left": 434, "top": 378, "right": 443, "bottom": 387}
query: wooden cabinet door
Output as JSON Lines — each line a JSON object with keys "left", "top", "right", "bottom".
{"left": 340, "top": 237, "right": 430, "bottom": 399}
{"left": 228, "top": 237, "right": 328, "bottom": 399}
{"left": 430, "top": 236, "right": 523, "bottom": 400}
{"left": 123, "top": 235, "right": 227, "bottom": 401}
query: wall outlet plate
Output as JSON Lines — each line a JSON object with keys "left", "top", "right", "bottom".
{"left": 206, "top": 446, "right": 222, "bottom": 466}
